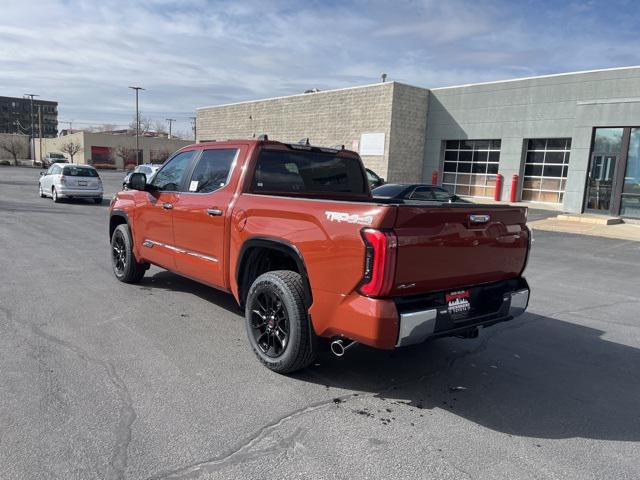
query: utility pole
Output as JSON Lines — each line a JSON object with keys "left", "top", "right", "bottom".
{"left": 190, "top": 116, "right": 197, "bottom": 141}
{"left": 129, "top": 86, "right": 145, "bottom": 165}
{"left": 165, "top": 118, "right": 176, "bottom": 139}
{"left": 38, "top": 105, "right": 43, "bottom": 165}
{"left": 24, "top": 93, "right": 39, "bottom": 164}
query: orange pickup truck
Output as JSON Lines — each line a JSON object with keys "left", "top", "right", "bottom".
{"left": 109, "top": 138, "right": 531, "bottom": 373}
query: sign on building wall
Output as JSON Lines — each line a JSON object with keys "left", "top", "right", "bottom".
{"left": 359, "top": 133, "right": 385, "bottom": 156}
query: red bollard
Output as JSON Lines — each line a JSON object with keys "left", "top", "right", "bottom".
{"left": 494, "top": 174, "right": 503, "bottom": 201}
{"left": 510, "top": 174, "right": 519, "bottom": 203}
{"left": 431, "top": 169, "right": 438, "bottom": 185}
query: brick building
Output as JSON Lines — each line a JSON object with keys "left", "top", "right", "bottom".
{"left": 0, "top": 96, "right": 58, "bottom": 137}
{"left": 196, "top": 66, "right": 640, "bottom": 220}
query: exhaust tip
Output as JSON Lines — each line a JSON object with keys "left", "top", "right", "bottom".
{"left": 330, "top": 339, "right": 346, "bottom": 357}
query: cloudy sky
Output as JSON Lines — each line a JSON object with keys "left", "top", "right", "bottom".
{"left": 1, "top": 0, "right": 639, "bottom": 134}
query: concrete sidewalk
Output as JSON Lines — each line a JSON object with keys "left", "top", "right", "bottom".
{"left": 529, "top": 216, "right": 640, "bottom": 242}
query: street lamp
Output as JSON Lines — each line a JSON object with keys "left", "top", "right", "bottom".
{"left": 128, "top": 86, "right": 145, "bottom": 165}
{"left": 24, "top": 93, "right": 39, "bottom": 164}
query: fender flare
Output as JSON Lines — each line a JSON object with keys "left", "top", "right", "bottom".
{"left": 236, "top": 237, "right": 313, "bottom": 308}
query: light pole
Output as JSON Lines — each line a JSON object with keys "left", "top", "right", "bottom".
{"left": 190, "top": 116, "right": 197, "bottom": 141}
{"left": 24, "top": 93, "right": 39, "bottom": 164}
{"left": 165, "top": 118, "right": 175, "bottom": 139}
{"left": 129, "top": 86, "right": 144, "bottom": 165}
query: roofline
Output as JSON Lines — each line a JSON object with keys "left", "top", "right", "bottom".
{"left": 430, "top": 65, "right": 640, "bottom": 91}
{"left": 196, "top": 81, "right": 395, "bottom": 111}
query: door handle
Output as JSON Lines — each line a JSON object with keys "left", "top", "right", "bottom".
{"left": 207, "top": 208, "right": 223, "bottom": 216}
{"left": 162, "top": 203, "right": 173, "bottom": 210}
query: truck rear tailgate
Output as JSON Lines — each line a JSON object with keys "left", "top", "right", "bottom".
{"left": 391, "top": 204, "right": 529, "bottom": 296}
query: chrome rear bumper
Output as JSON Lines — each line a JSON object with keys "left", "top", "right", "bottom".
{"left": 396, "top": 287, "right": 530, "bottom": 347}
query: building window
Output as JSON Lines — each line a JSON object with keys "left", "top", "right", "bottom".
{"left": 522, "top": 138, "right": 571, "bottom": 203}
{"left": 442, "top": 139, "right": 501, "bottom": 198}
{"left": 621, "top": 128, "right": 640, "bottom": 218}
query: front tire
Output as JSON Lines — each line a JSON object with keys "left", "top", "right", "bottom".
{"left": 245, "top": 270, "right": 316, "bottom": 373}
{"left": 111, "top": 224, "right": 146, "bottom": 283}
{"left": 39, "top": 184, "right": 45, "bottom": 198}
{"left": 52, "top": 187, "right": 60, "bottom": 202}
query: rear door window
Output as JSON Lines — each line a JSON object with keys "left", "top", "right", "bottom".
{"left": 252, "top": 149, "right": 366, "bottom": 196}
{"left": 187, "top": 148, "right": 238, "bottom": 193}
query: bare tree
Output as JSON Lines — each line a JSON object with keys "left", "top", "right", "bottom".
{"left": 60, "top": 140, "right": 83, "bottom": 163}
{"left": 0, "top": 137, "right": 25, "bottom": 166}
{"left": 129, "top": 115, "right": 152, "bottom": 135}
{"left": 153, "top": 120, "right": 168, "bottom": 136}
{"left": 151, "top": 148, "right": 172, "bottom": 163}
{"left": 114, "top": 144, "right": 138, "bottom": 169}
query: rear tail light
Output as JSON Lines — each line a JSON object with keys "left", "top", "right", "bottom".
{"left": 59, "top": 175, "right": 67, "bottom": 184}
{"left": 358, "top": 228, "right": 397, "bottom": 297}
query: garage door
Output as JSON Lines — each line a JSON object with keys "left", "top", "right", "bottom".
{"left": 442, "top": 140, "right": 501, "bottom": 198}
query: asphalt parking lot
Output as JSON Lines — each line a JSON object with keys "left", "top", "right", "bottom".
{"left": 1, "top": 165, "right": 639, "bottom": 480}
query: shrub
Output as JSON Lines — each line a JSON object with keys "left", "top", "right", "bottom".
{"left": 92, "top": 163, "right": 117, "bottom": 170}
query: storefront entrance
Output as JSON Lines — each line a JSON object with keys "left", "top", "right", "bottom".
{"left": 584, "top": 127, "right": 640, "bottom": 219}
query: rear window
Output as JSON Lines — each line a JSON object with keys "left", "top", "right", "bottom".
{"left": 252, "top": 149, "right": 367, "bottom": 196}
{"left": 62, "top": 166, "right": 98, "bottom": 177}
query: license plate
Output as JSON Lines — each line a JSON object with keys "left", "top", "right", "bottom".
{"left": 446, "top": 289, "right": 471, "bottom": 320}
{"left": 78, "top": 181, "right": 87, "bottom": 186}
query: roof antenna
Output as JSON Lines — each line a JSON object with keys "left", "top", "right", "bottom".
{"left": 257, "top": 134, "right": 268, "bottom": 141}
{"left": 298, "top": 137, "right": 310, "bottom": 145}
{"left": 381, "top": 73, "right": 387, "bottom": 83}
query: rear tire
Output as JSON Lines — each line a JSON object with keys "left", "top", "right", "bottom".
{"left": 245, "top": 270, "right": 316, "bottom": 373}
{"left": 111, "top": 224, "right": 146, "bottom": 283}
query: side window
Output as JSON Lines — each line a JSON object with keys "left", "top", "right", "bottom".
{"left": 52, "top": 165, "right": 61, "bottom": 175}
{"left": 46, "top": 165, "right": 55, "bottom": 175}
{"left": 152, "top": 151, "right": 195, "bottom": 192}
{"left": 187, "top": 148, "right": 238, "bottom": 193}
{"left": 410, "top": 187, "right": 435, "bottom": 200}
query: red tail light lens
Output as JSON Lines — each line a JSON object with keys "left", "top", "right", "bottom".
{"left": 358, "top": 228, "right": 397, "bottom": 297}
{"left": 59, "top": 175, "right": 67, "bottom": 184}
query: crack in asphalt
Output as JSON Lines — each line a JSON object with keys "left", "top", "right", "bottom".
{"left": 147, "top": 404, "right": 324, "bottom": 479}
{"left": 0, "top": 303, "right": 136, "bottom": 480}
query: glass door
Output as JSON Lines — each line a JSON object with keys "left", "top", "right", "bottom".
{"left": 585, "top": 154, "right": 617, "bottom": 213}
{"left": 585, "top": 128, "right": 625, "bottom": 215}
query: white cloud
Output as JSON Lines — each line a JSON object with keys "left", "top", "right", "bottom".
{"left": 1, "top": 0, "right": 638, "bottom": 133}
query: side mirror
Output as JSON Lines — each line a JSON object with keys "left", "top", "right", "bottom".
{"left": 40, "top": 171, "right": 45, "bottom": 176}
{"left": 126, "top": 172, "right": 147, "bottom": 191}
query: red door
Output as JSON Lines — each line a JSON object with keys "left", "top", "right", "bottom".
{"left": 135, "top": 149, "right": 199, "bottom": 271}
{"left": 135, "top": 191, "right": 178, "bottom": 270}
{"left": 172, "top": 147, "right": 242, "bottom": 289}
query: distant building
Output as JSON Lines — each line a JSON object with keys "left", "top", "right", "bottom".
{"left": 35, "top": 131, "right": 191, "bottom": 169}
{"left": 197, "top": 65, "right": 640, "bottom": 220}
{"left": 0, "top": 96, "right": 58, "bottom": 137}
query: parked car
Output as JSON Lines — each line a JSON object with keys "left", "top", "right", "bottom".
{"left": 366, "top": 168, "right": 385, "bottom": 188}
{"left": 109, "top": 138, "right": 530, "bottom": 373}
{"left": 372, "top": 183, "right": 470, "bottom": 203}
{"left": 39, "top": 164, "right": 103, "bottom": 203}
{"left": 122, "top": 164, "right": 162, "bottom": 189}
{"left": 38, "top": 153, "right": 68, "bottom": 168}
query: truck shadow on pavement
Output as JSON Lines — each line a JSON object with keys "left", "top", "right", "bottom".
{"left": 294, "top": 312, "right": 640, "bottom": 442}
{"left": 137, "top": 270, "right": 640, "bottom": 443}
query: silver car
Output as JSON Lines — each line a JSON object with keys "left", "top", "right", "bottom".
{"left": 39, "top": 164, "right": 103, "bottom": 204}
{"left": 122, "top": 163, "right": 162, "bottom": 189}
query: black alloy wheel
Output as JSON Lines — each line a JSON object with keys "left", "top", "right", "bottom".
{"left": 112, "top": 230, "right": 127, "bottom": 277}
{"left": 250, "top": 289, "right": 290, "bottom": 357}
